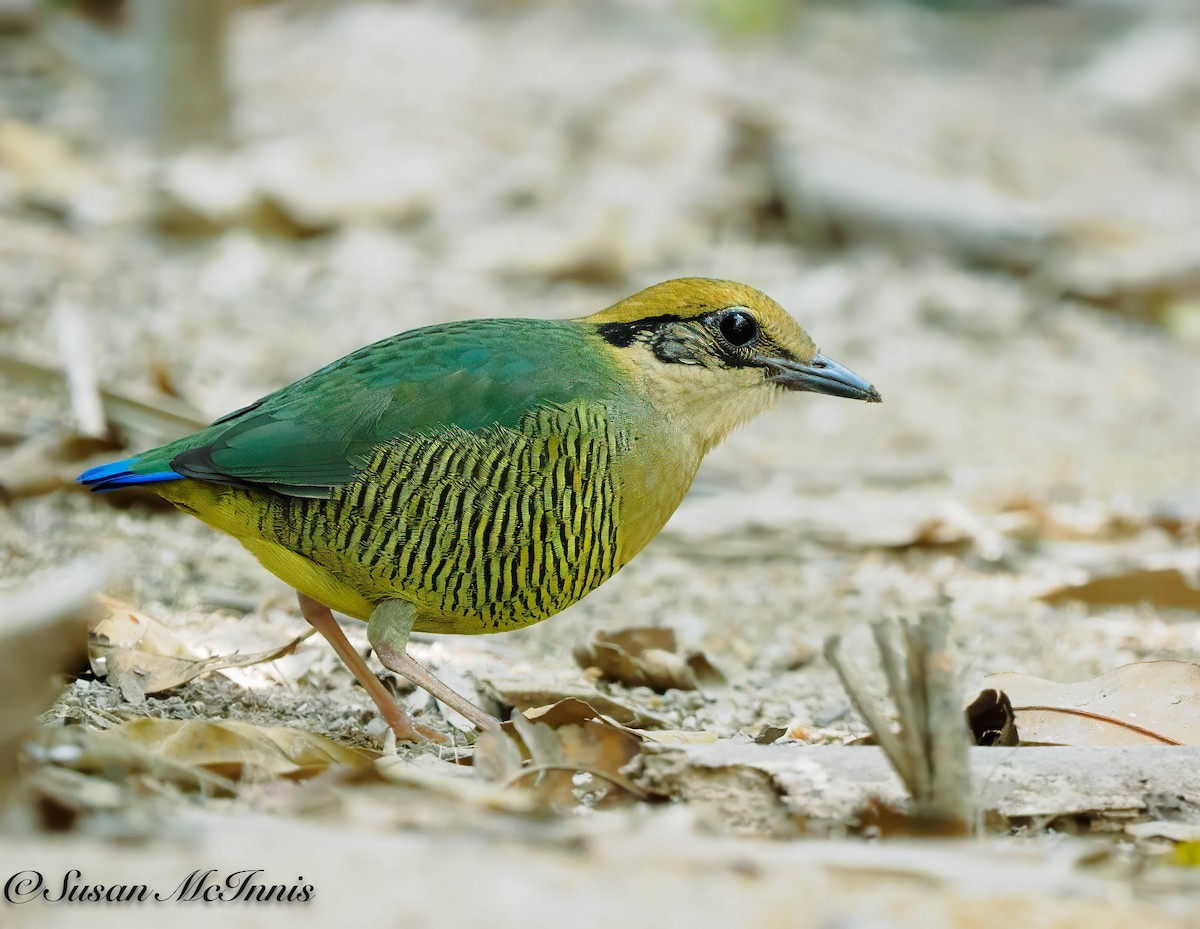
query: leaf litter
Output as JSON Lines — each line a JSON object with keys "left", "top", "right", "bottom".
{"left": 573, "top": 627, "right": 726, "bottom": 692}
{"left": 88, "top": 596, "right": 314, "bottom": 705}
{"left": 980, "top": 661, "right": 1200, "bottom": 747}
{"left": 3, "top": 2, "right": 1200, "bottom": 922}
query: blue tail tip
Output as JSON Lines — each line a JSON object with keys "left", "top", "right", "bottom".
{"left": 78, "top": 457, "right": 180, "bottom": 492}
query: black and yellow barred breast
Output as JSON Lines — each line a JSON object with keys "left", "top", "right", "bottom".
{"left": 266, "top": 402, "right": 627, "bottom": 631}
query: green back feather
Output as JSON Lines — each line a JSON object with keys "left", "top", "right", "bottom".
{"left": 140, "top": 319, "right": 624, "bottom": 497}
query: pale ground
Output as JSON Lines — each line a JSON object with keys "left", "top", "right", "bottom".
{"left": 1, "top": 2, "right": 1200, "bottom": 926}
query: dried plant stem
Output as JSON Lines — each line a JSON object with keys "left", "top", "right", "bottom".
{"left": 825, "top": 613, "right": 974, "bottom": 828}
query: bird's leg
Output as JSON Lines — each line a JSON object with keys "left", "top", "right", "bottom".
{"left": 296, "top": 593, "right": 444, "bottom": 744}
{"left": 368, "top": 600, "right": 501, "bottom": 734}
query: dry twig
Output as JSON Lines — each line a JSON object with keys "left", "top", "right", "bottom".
{"left": 825, "top": 614, "right": 974, "bottom": 828}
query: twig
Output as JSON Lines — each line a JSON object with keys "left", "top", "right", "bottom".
{"left": 870, "top": 621, "right": 929, "bottom": 800}
{"left": 52, "top": 300, "right": 106, "bottom": 439}
{"left": 0, "top": 352, "right": 206, "bottom": 441}
{"left": 825, "top": 612, "right": 974, "bottom": 828}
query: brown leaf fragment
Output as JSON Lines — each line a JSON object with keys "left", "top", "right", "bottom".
{"left": 509, "top": 709, "right": 566, "bottom": 769}
{"left": 522, "top": 700, "right": 644, "bottom": 787}
{"left": 88, "top": 597, "right": 311, "bottom": 703}
{"left": 106, "top": 718, "right": 375, "bottom": 781}
{"left": 997, "top": 497, "right": 1148, "bottom": 543}
{"left": 983, "top": 661, "right": 1200, "bottom": 746}
{"left": 856, "top": 797, "right": 970, "bottom": 839}
{"left": 1040, "top": 567, "right": 1200, "bottom": 611}
{"left": 479, "top": 700, "right": 653, "bottom": 808}
{"left": 480, "top": 676, "right": 669, "bottom": 728}
{"left": 472, "top": 726, "right": 526, "bottom": 785}
{"left": 23, "top": 725, "right": 237, "bottom": 819}
{"left": 573, "top": 627, "right": 725, "bottom": 692}
{"left": 754, "top": 726, "right": 788, "bottom": 746}
{"left": 965, "top": 689, "right": 1019, "bottom": 747}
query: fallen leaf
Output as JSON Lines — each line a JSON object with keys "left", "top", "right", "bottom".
{"left": 107, "top": 718, "right": 375, "bottom": 781}
{"left": 573, "top": 627, "right": 726, "bottom": 692}
{"left": 26, "top": 722, "right": 234, "bottom": 799}
{"left": 509, "top": 709, "right": 565, "bottom": 768}
{"left": 89, "top": 597, "right": 312, "bottom": 703}
{"left": 965, "top": 689, "right": 1019, "bottom": 747}
{"left": 1040, "top": 567, "right": 1200, "bottom": 611}
{"left": 471, "top": 727, "right": 525, "bottom": 785}
{"left": 371, "top": 754, "right": 538, "bottom": 814}
{"left": 996, "top": 498, "right": 1148, "bottom": 543}
{"left": 90, "top": 596, "right": 195, "bottom": 658}
{"left": 479, "top": 699, "right": 654, "bottom": 809}
{"left": 480, "top": 676, "right": 668, "bottom": 728}
{"left": 982, "top": 661, "right": 1200, "bottom": 746}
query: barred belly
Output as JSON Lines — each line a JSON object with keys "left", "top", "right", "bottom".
{"left": 271, "top": 403, "right": 626, "bottom": 631}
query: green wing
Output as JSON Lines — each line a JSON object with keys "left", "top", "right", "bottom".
{"left": 150, "top": 319, "right": 621, "bottom": 498}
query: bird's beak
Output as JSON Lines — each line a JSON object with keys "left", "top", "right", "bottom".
{"left": 762, "top": 353, "right": 882, "bottom": 402}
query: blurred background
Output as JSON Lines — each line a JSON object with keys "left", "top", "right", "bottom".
{"left": 1, "top": 0, "right": 1200, "bottom": 919}
{"left": 1, "top": 0, "right": 1197, "bottom": 492}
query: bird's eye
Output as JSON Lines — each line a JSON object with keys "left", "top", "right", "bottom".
{"left": 718, "top": 310, "right": 758, "bottom": 347}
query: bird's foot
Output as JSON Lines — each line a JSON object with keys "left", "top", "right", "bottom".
{"left": 297, "top": 593, "right": 447, "bottom": 744}
{"left": 368, "top": 600, "right": 502, "bottom": 735}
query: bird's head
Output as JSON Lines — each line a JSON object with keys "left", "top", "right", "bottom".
{"left": 583, "top": 278, "right": 880, "bottom": 454}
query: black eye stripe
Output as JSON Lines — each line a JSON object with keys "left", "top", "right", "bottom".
{"left": 595, "top": 313, "right": 685, "bottom": 348}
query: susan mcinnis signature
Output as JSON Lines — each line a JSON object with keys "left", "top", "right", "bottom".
{"left": 4, "top": 869, "right": 315, "bottom": 904}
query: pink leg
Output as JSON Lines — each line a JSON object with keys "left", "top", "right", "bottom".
{"left": 297, "top": 593, "right": 444, "bottom": 744}
{"left": 366, "top": 599, "right": 501, "bottom": 734}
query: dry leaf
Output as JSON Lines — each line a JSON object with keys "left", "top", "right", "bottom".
{"left": 481, "top": 699, "right": 653, "bottom": 808}
{"left": 471, "top": 727, "right": 525, "bottom": 785}
{"left": 372, "top": 754, "right": 538, "bottom": 814}
{"left": 982, "top": 661, "right": 1200, "bottom": 746}
{"left": 1040, "top": 567, "right": 1200, "bottom": 611}
{"left": 573, "top": 627, "right": 726, "bottom": 692}
{"left": 107, "top": 718, "right": 375, "bottom": 780}
{"left": 509, "top": 709, "right": 565, "bottom": 768}
{"left": 480, "top": 676, "right": 668, "bottom": 728}
{"left": 90, "top": 596, "right": 195, "bottom": 657}
{"left": 26, "top": 724, "right": 232, "bottom": 798}
{"left": 965, "top": 689, "right": 1019, "bottom": 747}
{"left": 89, "top": 597, "right": 311, "bottom": 703}
{"left": 997, "top": 498, "right": 1147, "bottom": 543}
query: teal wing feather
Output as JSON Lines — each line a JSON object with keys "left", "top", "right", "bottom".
{"left": 143, "top": 319, "right": 621, "bottom": 498}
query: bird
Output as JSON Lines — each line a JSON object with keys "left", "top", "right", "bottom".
{"left": 79, "top": 278, "right": 881, "bottom": 742}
